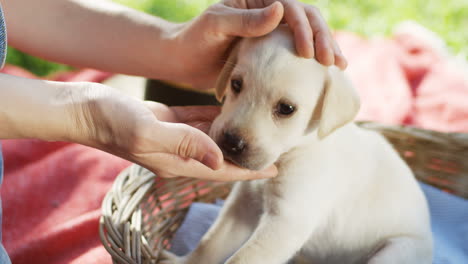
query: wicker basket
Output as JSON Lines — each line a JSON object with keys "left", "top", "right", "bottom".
{"left": 99, "top": 122, "right": 468, "bottom": 264}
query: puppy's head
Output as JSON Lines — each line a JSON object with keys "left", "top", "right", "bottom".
{"left": 210, "top": 26, "right": 360, "bottom": 170}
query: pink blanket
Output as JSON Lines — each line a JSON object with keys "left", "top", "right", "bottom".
{"left": 2, "top": 28, "right": 468, "bottom": 264}
{"left": 336, "top": 27, "right": 468, "bottom": 131}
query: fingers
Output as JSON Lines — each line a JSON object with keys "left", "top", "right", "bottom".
{"left": 168, "top": 106, "right": 220, "bottom": 133}
{"left": 135, "top": 103, "right": 270, "bottom": 181}
{"left": 304, "top": 5, "right": 347, "bottom": 69}
{"left": 303, "top": 6, "right": 333, "bottom": 65}
{"left": 154, "top": 122, "right": 223, "bottom": 170}
{"left": 184, "top": 121, "right": 213, "bottom": 134}
{"left": 301, "top": 3, "right": 347, "bottom": 69}
{"left": 138, "top": 104, "right": 223, "bottom": 168}
{"left": 170, "top": 106, "right": 221, "bottom": 123}
{"left": 143, "top": 101, "right": 178, "bottom": 122}
{"left": 141, "top": 152, "right": 278, "bottom": 181}
{"left": 330, "top": 39, "right": 348, "bottom": 69}
{"left": 217, "top": 1, "right": 347, "bottom": 68}
{"left": 252, "top": 0, "right": 347, "bottom": 69}
{"left": 280, "top": 1, "right": 315, "bottom": 58}
{"left": 207, "top": 2, "right": 283, "bottom": 37}
{"left": 143, "top": 102, "right": 221, "bottom": 124}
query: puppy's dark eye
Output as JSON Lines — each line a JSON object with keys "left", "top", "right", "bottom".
{"left": 276, "top": 103, "right": 296, "bottom": 117}
{"left": 231, "top": 78, "right": 242, "bottom": 94}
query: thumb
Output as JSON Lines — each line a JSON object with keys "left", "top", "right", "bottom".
{"left": 155, "top": 122, "right": 223, "bottom": 170}
{"left": 216, "top": 2, "right": 284, "bottom": 37}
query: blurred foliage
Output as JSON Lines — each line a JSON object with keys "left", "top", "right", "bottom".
{"left": 6, "top": 0, "right": 468, "bottom": 76}
{"left": 6, "top": 47, "right": 72, "bottom": 76}
{"left": 311, "top": 0, "right": 468, "bottom": 57}
{"left": 113, "top": 0, "right": 217, "bottom": 22}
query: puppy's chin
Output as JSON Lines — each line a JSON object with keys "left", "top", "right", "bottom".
{"left": 223, "top": 152, "right": 272, "bottom": 171}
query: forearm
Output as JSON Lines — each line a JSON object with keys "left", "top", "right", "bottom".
{"left": 1, "top": 0, "right": 180, "bottom": 80}
{"left": 0, "top": 73, "right": 84, "bottom": 141}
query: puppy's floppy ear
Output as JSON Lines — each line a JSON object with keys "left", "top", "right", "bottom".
{"left": 316, "top": 66, "right": 360, "bottom": 139}
{"left": 215, "top": 40, "right": 242, "bottom": 102}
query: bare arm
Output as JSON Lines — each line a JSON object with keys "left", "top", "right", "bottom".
{"left": 1, "top": 0, "right": 346, "bottom": 89}
{"left": 0, "top": 73, "right": 77, "bottom": 141}
{"left": 0, "top": 73, "right": 277, "bottom": 180}
{"left": 0, "top": 0, "right": 342, "bottom": 181}
{"left": 2, "top": 0, "right": 177, "bottom": 80}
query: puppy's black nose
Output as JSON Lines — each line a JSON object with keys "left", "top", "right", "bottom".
{"left": 221, "top": 131, "right": 246, "bottom": 155}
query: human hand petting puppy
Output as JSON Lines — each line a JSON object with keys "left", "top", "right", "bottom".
{"left": 1, "top": 0, "right": 344, "bottom": 182}
{"left": 169, "top": 0, "right": 347, "bottom": 89}
{"left": 0, "top": 75, "right": 276, "bottom": 181}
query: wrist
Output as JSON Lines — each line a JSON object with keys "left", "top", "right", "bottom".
{"left": 60, "top": 82, "right": 116, "bottom": 148}
{"left": 64, "top": 82, "right": 148, "bottom": 156}
{"left": 148, "top": 21, "right": 187, "bottom": 82}
{"left": 0, "top": 74, "right": 83, "bottom": 142}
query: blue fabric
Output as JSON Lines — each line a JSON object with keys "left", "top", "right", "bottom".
{"left": 170, "top": 200, "right": 224, "bottom": 256}
{"left": 0, "top": 2, "right": 10, "bottom": 263}
{"left": 420, "top": 182, "right": 468, "bottom": 264}
{"left": 170, "top": 183, "right": 468, "bottom": 263}
{"left": 0, "top": 2, "right": 6, "bottom": 68}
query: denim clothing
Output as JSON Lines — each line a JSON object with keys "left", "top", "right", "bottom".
{"left": 0, "top": 2, "right": 11, "bottom": 263}
{"left": 0, "top": 2, "right": 5, "bottom": 69}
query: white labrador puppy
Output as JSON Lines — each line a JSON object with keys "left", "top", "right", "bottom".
{"left": 162, "top": 25, "right": 432, "bottom": 264}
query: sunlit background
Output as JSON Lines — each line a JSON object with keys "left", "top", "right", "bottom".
{"left": 6, "top": 0, "right": 468, "bottom": 76}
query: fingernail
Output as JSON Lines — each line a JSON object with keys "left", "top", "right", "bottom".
{"left": 202, "top": 152, "right": 221, "bottom": 170}
{"left": 339, "top": 58, "right": 348, "bottom": 70}
{"left": 266, "top": 2, "right": 280, "bottom": 15}
{"left": 307, "top": 32, "right": 315, "bottom": 59}
{"left": 264, "top": 2, "right": 283, "bottom": 22}
{"left": 337, "top": 53, "right": 348, "bottom": 69}
{"left": 309, "top": 39, "right": 316, "bottom": 58}
{"left": 340, "top": 54, "right": 348, "bottom": 70}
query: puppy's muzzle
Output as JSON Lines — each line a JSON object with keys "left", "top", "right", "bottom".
{"left": 220, "top": 131, "right": 247, "bottom": 156}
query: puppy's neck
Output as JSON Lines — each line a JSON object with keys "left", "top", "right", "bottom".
{"left": 274, "top": 124, "right": 354, "bottom": 176}
{"left": 273, "top": 139, "right": 317, "bottom": 176}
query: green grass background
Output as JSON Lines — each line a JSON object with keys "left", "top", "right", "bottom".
{"left": 6, "top": 0, "right": 468, "bottom": 76}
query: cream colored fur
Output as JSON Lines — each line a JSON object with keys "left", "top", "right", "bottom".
{"left": 161, "top": 25, "right": 432, "bottom": 264}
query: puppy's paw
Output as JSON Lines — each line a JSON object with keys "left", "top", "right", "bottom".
{"left": 159, "top": 250, "right": 186, "bottom": 264}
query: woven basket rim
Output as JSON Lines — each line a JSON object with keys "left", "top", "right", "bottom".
{"left": 100, "top": 122, "right": 468, "bottom": 264}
